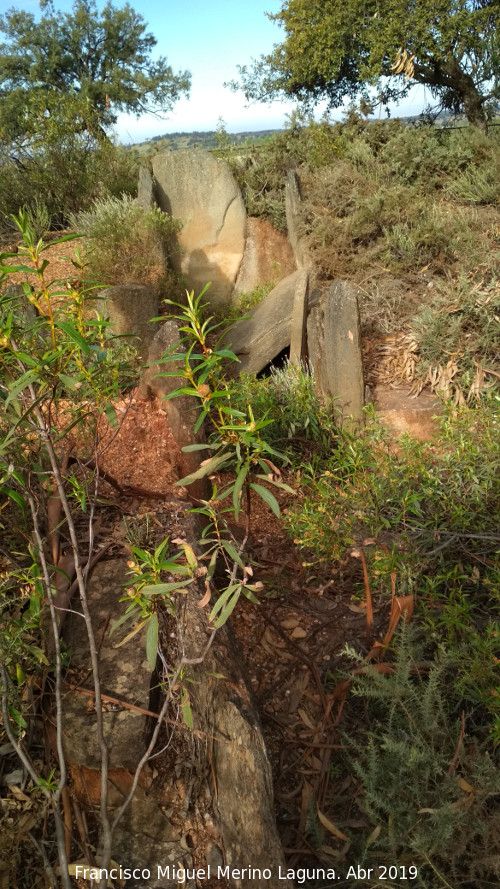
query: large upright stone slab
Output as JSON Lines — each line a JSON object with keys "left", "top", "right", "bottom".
{"left": 224, "top": 270, "right": 306, "bottom": 374}
{"left": 99, "top": 284, "right": 159, "bottom": 361}
{"left": 307, "top": 281, "right": 365, "bottom": 422}
{"left": 151, "top": 150, "right": 246, "bottom": 305}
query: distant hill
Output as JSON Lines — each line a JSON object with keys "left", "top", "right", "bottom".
{"left": 128, "top": 129, "right": 283, "bottom": 155}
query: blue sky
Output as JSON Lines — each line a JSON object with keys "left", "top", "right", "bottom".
{"left": 2, "top": 0, "right": 427, "bottom": 143}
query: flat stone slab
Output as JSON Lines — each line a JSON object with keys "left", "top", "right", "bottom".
{"left": 374, "top": 385, "right": 443, "bottom": 440}
{"left": 63, "top": 560, "right": 152, "bottom": 770}
{"left": 224, "top": 270, "right": 306, "bottom": 374}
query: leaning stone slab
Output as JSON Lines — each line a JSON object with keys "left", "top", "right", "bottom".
{"left": 151, "top": 149, "right": 246, "bottom": 305}
{"left": 98, "top": 284, "right": 159, "bottom": 362}
{"left": 224, "top": 269, "right": 306, "bottom": 375}
{"left": 307, "top": 280, "right": 365, "bottom": 422}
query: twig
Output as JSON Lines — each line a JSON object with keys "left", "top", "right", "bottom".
{"left": 447, "top": 711, "right": 466, "bottom": 777}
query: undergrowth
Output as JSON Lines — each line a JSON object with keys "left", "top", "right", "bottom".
{"left": 71, "top": 195, "right": 182, "bottom": 296}
{"left": 284, "top": 399, "right": 500, "bottom": 886}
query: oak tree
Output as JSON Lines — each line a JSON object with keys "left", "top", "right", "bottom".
{"left": 0, "top": 0, "right": 191, "bottom": 132}
{"left": 236, "top": 0, "right": 499, "bottom": 130}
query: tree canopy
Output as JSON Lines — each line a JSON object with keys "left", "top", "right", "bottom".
{"left": 0, "top": 0, "right": 191, "bottom": 132}
{"left": 236, "top": 0, "right": 500, "bottom": 129}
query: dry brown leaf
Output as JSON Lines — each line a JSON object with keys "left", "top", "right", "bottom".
{"left": 298, "top": 708, "right": 317, "bottom": 731}
{"left": 7, "top": 785, "right": 31, "bottom": 803}
{"left": 458, "top": 777, "right": 475, "bottom": 794}
{"left": 367, "top": 823, "right": 382, "bottom": 846}
{"left": 317, "top": 807, "right": 349, "bottom": 842}
{"left": 347, "top": 602, "right": 367, "bottom": 614}
{"left": 197, "top": 582, "right": 211, "bottom": 609}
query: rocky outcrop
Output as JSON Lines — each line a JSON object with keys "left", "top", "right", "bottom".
{"left": 150, "top": 150, "right": 246, "bottom": 305}
{"left": 98, "top": 284, "right": 159, "bottom": 361}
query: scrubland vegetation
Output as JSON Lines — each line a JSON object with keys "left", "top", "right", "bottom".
{"left": 1, "top": 102, "right": 499, "bottom": 888}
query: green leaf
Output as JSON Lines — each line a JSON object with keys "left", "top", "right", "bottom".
{"left": 213, "top": 588, "right": 241, "bottom": 628}
{"left": 146, "top": 614, "right": 159, "bottom": 670}
{"left": 221, "top": 540, "right": 245, "bottom": 569}
{"left": 57, "top": 373, "right": 81, "bottom": 391}
{"left": 181, "top": 443, "right": 213, "bottom": 452}
{"left": 176, "top": 452, "right": 232, "bottom": 486}
{"left": 210, "top": 583, "right": 240, "bottom": 619}
{"left": 256, "top": 474, "right": 295, "bottom": 494}
{"left": 4, "top": 369, "right": 39, "bottom": 407}
{"left": 250, "top": 483, "right": 281, "bottom": 517}
{"left": 54, "top": 320, "right": 91, "bottom": 354}
{"left": 113, "top": 618, "right": 149, "bottom": 647}
{"left": 0, "top": 486, "right": 26, "bottom": 511}
{"left": 141, "top": 578, "right": 192, "bottom": 596}
{"left": 232, "top": 463, "right": 249, "bottom": 520}
{"left": 180, "top": 688, "right": 193, "bottom": 729}
{"left": 104, "top": 402, "right": 118, "bottom": 428}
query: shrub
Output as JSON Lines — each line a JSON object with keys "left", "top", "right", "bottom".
{"left": 71, "top": 195, "right": 181, "bottom": 293}
{"left": 231, "top": 363, "right": 337, "bottom": 457}
{"left": 411, "top": 269, "right": 500, "bottom": 400}
{"left": 345, "top": 626, "right": 500, "bottom": 886}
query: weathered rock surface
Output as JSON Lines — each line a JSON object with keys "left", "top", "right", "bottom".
{"left": 151, "top": 150, "right": 246, "bottom": 305}
{"left": 307, "top": 281, "right": 365, "bottom": 422}
{"left": 289, "top": 269, "right": 309, "bottom": 366}
{"left": 224, "top": 270, "right": 308, "bottom": 374}
{"left": 99, "top": 284, "right": 159, "bottom": 361}
{"left": 285, "top": 170, "right": 312, "bottom": 270}
{"left": 63, "top": 508, "right": 290, "bottom": 888}
{"left": 63, "top": 560, "right": 151, "bottom": 771}
{"left": 373, "top": 385, "right": 442, "bottom": 440}
{"left": 137, "top": 164, "right": 155, "bottom": 210}
{"left": 234, "top": 217, "right": 296, "bottom": 295}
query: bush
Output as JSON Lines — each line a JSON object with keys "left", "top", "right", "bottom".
{"left": 411, "top": 269, "right": 500, "bottom": 400}
{"left": 0, "top": 91, "right": 140, "bottom": 238}
{"left": 345, "top": 626, "right": 500, "bottom": 887}
{"left": 231, "top": 363, "right": 337, "bottom": 457}
{"left": 71, "top": 195, "right": 181, "bottom": 293}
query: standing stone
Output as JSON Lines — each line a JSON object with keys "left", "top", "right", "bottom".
{"left": 285, "top": 170, "right": 312, "bottom": 270}
{"left": 289, "top": 270, "right": 309, "bottom": 366}
{"left": 98, "top": 284, "right": 159, "bottom": 362}
{"left": 137, "top": 164, "right": 156, "bottom": 210}
{"left": 307, "top": 281, "right": 365, "bottom": 423}
{"left": 151, "top": 150, "right": 246, "bottom": 305}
